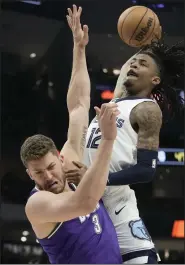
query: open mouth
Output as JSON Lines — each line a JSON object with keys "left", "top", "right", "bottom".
{"left": 48, "top": 181, "right": 58, "bottom": 189}
{"left": 127, "top": 69, "right": 138, "bottom": 77}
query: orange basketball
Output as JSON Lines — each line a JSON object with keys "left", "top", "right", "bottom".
{"left": 117, "top": 6, "right": 161, "bottom": 47}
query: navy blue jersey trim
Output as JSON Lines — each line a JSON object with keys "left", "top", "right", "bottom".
{"left": 122, "top": 248, "right": 157, "bottom": 262}
{"left": 115, "top": 96, "right": 151, "bottom": 103}
{"left": 29, "top": 188, "right": 38, "bottom": 197}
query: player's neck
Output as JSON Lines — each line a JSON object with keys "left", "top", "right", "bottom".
{"left": 124, "top": 91, "right": 150, "bottom": 98}
{"left": 114, "top": 88, "right": 128, "bottom": 99}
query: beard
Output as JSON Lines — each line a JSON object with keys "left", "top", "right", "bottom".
{"left": 124, "top": 79, "right": 132, "bottom": 87}
{"left": 123, "top": 79, "right": 136, "bottom": 95}
{"left": 35, "top": 178, "right": 67, "bottom": 194}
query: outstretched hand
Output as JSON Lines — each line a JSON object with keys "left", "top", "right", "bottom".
{"left": 94, "top": 103, "right": 120, "bottom": 141}
{"left": 67, "top": 5, "right": 89, "bottom": 47}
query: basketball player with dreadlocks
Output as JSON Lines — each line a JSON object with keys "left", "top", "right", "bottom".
{"left": 65, "top": 38, "right": 184, "bottom": 263}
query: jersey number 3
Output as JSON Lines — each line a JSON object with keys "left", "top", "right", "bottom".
{"left": 79, "top": 214, "right": 102, "bottom": 234}
{"left": 92, "top": 214, "right": 102, "bottom": 234}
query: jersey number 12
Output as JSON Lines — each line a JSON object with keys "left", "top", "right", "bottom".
{"left": 86, "top": 117, "right": 124, "bottom": 149}
{"left": 86, "top": 128, "right": 101, "bottom": 149}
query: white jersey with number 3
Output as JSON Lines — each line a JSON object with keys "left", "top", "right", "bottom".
{"left": 84, "top": 97, "right": 155, "bottom": 256}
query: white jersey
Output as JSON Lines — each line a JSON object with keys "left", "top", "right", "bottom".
{"left": 84, "top": 97, "right": 156, "bottom": 258}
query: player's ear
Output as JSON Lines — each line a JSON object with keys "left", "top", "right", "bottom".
{"left": 26, "top": 169, "right": 33, "bottom": 180}
{"left": 152, "top": 76, "right": 161, "bottom": 86}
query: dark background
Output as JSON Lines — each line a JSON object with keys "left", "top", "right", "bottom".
{"left": 1, "top": 0, "right": 184, "bottom": 263}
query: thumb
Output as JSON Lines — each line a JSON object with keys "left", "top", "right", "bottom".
{"left": 83, "top": 25, "right": 89, "bottom": 34}
{"left": 83, "top": 25, "right": 89, "bottom": 41}
{"left": 94, "top": 106, "right": 101, "bottom": 116}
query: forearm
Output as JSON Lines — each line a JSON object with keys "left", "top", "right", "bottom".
{"left": 107, "top": 164, "right": 155, "bottom": 186}
{"left": 67, "top": 45, "right": 90, "bottom": 112}
{"left": 114, "top": 64, "right": 128, "bottom": 98}
{"left": 75, "top": 140, "right": 114, "bottom": 207}
{"left": 62, "top": 106, "right": 88, "bottom": 159}
{"left": 63, "top": 47, "right": 90, "bottom": 159}
{"left": 107, "top": 149, "right": 158, "bottom": 186}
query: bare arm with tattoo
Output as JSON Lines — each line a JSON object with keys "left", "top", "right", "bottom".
{"left": 130, "top": 101, "right": 162, "bottom": 150}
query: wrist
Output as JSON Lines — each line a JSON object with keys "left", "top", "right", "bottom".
{"left": 73, "top": 43, "right": 86, "bottom": 51}
{"left": 101, "top": 138, "right": 115, "bottom": 144}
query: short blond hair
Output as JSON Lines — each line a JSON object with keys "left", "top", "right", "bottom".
{"left": 20, "top": 134, "right": 58, "bottom": 167}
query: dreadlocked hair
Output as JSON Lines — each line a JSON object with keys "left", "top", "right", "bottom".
{"left": 139, "top": 37, "right": 184, "bottom": 122}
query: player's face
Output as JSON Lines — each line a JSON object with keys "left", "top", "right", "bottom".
{"left": 124, "top": 53, "right": 161, "bottom": 96}
{"left": 26, "top": 152, "right": 66, "bottom": 194}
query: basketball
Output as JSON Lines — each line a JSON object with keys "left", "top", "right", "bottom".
{"left": 117, "top": 6, "right": 161, "bottom": 47}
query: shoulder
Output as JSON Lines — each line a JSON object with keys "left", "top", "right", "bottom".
{"left": 25, "top": 190, "right": 66, "bottom": 224}
{"left": 26, "top": 192, "right": 60, "bottom": 239}
{"left": 130, "top": 101, "right": 162, "bottom": 128}
{"left": 25, "top": 191, "right": 53, "bottom": 221}
{"left": 25, "top": 190, "right": 75, "bottom": 224}
{"left": 132, "top": 101, "right": 162, "bottom": 116}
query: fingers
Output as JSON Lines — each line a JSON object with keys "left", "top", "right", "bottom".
{"left": 64, "top": 169, "right": 79, "bottom": 174}
{"left": 67, "top": 5, "right": 82, "bottom": 29}
{"left": 83, "top": 24, "right": 89, "bottom": 38}
{"left": 66, "top": 172, "right": 80, "bottom": 178}
{"left": 109, "top": 103, "right": 120, "bottom": 118}
{"left": 98, "top": 102, "right": 120, "bottom": 122}
{"left": 110, "top": 109, "right": 120, "bottom": 122}
{"left": 100, "top": 103, "right": 119, "bottom": 119}
{"left": 72, "top": 161, "right": 85, "bottom": 168}
{"left": 75, "top": 6, "right": 82, "bottom": 29}
{"left": 104, "top": 104, "right": 117, "bottom": 120}
{"left": 95, "top": 103, "right": 119, "bottom": 122}
{"left": 66, "top": 15, "right": 72, "bottom": 29}
{"left": 67, "top": 7, "right": 73, "bottom": 17}
{"left": 77, "top": 6, "right": 82, "bottom": 17}
{"left": 67, "top": 179, "right": 79, "bottom": 185}
{"left": 94, "top": 106, "right": 101, "bottom": 117}
{"left": 73, "top": 4, "right": 77, "bottom": 16}
{"left": 95, "top": 103, "right": 107, "bottom": 118}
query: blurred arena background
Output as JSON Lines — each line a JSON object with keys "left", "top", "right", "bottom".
{"left": 1, "top": 0, "right": 184, "bottom": 263}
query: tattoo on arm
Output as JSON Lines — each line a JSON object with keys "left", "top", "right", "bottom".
{"left": 80, "top": 126, "right": 88, "bottom": 153}
{"left": 130, "top": 102, "right": 162, "bottom": 151}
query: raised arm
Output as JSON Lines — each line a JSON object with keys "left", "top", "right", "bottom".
{"left": 26, "top": 103, "right": 119, "bottom": 224}
{"left": 113, "top": 60, "right": 130, "bottom": 99}
{"left": 107, "top": 101, "right": 162, "bottom": 185}
{"left": 61, "top": 5, "right": 90, "bottom": 162}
